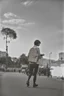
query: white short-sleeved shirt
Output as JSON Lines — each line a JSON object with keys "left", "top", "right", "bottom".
{"left": 28, "top": 45, "right": 40, "bottom": 64}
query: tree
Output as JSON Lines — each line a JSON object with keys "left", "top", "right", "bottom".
{"left": 0, "top": 56, "right": 13, "bottom": 67}
{"left": 1, "top": 27, "right": 17, "bottom": 39}
{"left": 1, "top": 27, "right": 17, "bottom": 68}
{"left": 18, "top": 54, "right": 29, "bottom": 66}
{"left": 0, "top": 57, "right": 6, "bottom": 64}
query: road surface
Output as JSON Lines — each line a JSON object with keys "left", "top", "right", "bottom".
{"left": 0, "top": 72, "right": 63, "bottom": 96}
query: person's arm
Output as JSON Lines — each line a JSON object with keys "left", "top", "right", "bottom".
{"left": 40, "top": 54, "right": 45, "bottom": 56}
{"left": 37, "top": 48, "right": 41, "bottom": 61}
{"left": 37, "top": 48, "right": 45, "bottom": 61}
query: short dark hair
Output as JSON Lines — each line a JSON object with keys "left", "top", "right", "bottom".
{"left": 34, "top": 40, "right": 41, "bottom": 46}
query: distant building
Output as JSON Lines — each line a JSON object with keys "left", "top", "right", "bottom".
{"left": 0, "top": 51, "right": 6, "bottom": 57}
{"left": 59, "top": 52, "right": 64, "bottom": 60}
{"left": 38, "top": 58, "right": 56, "bottom": 67}
{"left": 38, "top": 52, "right": 64, "bottom": 67}
{"left": 38, "top": 59, "right": 64, "bottom": 67}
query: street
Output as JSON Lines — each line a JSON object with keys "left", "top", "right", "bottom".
{"left": 0, "top": 72, "right": 63, "bottom": 96}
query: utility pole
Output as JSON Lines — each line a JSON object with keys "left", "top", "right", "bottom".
{"left": 49, "top": 52, "right": 52, "bottom": 67}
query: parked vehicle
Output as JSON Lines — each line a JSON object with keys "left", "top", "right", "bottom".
{"left": 6, "top": 68, "right": 21, "bottom": 72}
{"left": 21, "top": 65, "right": 28, "bottom": 73}
{"left": 0, "top": 67, "right": 6, "bottom": 72}
{"left": 0, "top": 65, "right": 6, "bottom": 72}
{"left": 38, "top": 67, "right": 52, "bottom": 77}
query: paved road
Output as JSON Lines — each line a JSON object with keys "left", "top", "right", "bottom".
{"left": 0, "top": 72, "right": 63, "bottom": 96}
{"left": 0, "top": 74, "right": 2, "bottom": 96}
{"left": 0, "top": 72, "right": 4, "bottom": 96}
{"left": 63, "top": 82, "right": 64, "bottom": 96}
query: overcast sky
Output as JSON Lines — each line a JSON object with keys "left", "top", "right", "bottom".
{"left": 0, "top": 0, "right": 64, "bottom": 60}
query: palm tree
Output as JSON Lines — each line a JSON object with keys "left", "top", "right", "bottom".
{"left": 1, "top": 27, "right": 17, "bottom": 68}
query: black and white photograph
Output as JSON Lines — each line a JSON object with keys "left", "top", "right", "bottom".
{"left": 0, "top": 0, "right": 64, "bottom": 96}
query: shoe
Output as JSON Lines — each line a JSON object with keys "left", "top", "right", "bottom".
{"left": 33, "top": 83, "right": 38, "bottom": 88}
{"left": 26, "top": 81, "right": 29, "bottom": 87}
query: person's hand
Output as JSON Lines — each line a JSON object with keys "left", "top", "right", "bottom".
{"left": 39, "top": 54, "right": 44, "bottom": 59}
{"left": 40, "top": 54, "right": 45, "bottom": 56}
